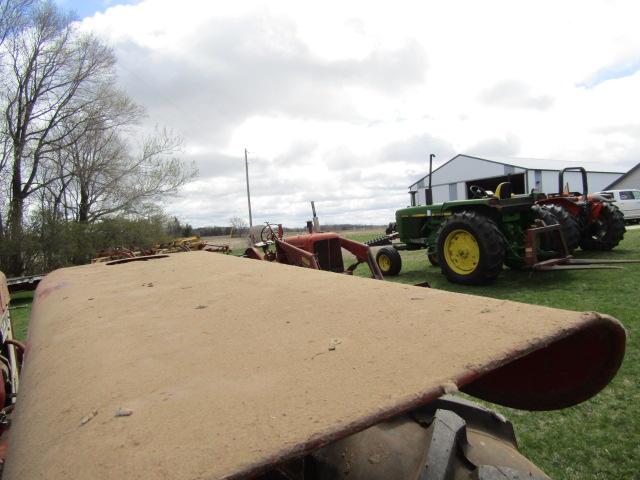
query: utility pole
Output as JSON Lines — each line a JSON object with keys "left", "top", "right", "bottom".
{"left": 426, "top": 153, "right": 435, "bottom": 205}
{"left": 244, "top": 148, "right": 253, "bottom": 228}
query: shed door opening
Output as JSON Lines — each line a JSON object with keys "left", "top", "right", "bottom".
{"left": 465, "top": 173, "right": 525, "bottom": 199}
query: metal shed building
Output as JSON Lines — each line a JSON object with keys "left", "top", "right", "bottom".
{"left": 408, "top": 154, "right": 625, "bottom": 205}
{"left": 602, "top": 162, "right": 640, "bottom": 190}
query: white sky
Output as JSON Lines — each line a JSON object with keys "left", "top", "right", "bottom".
{"left": 77, "top": 0, "right": 640, "bottom": 227}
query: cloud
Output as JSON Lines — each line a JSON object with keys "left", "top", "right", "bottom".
{"left": 77, "top": 0, "right": 640, "bottom": 226}
{"left": 381, "top": 133, "right": 454, "bottom": 164}
{"left": 478, "top": 80, "right": 554, "bottom": 110}
{"left": 109, "top": 12, "right": 427, "bottom": 147}
{"left": 184, "top": 150, "right": 241, "bottom": 178}
{"left": 592, "top": 124, "right": 640, "bottom": 138}
{"left": 273, "top": 141, "right": 319, "bottom": 166}
{"left": 466, "top": 133, "right": 521, "bottom": 158}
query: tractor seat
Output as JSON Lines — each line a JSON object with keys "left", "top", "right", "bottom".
{"left": 495, "top": 182, "right": 513, "bottom": 199}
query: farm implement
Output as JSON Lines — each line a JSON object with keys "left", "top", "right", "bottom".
{"left": 245, "top": 222, "right": 384, "bottom": 280}
{"left": 92, "top": 236, "right": 231, "bottom": 263}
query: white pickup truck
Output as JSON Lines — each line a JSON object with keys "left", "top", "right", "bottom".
{"left": 596, "top": 189, "right": 640, "bottom": 223}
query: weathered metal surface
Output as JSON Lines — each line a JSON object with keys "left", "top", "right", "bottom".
{"left": 4, "top": 252, "right": 625, "bottom": 480}
{"left": 0, "top": 272, "right": 9, "bottom": 314}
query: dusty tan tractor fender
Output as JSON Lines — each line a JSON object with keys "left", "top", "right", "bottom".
{"left": 3, "top": 252, "right": 625, "bottom": 480}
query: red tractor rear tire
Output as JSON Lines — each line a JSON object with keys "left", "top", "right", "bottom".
{"left": 580, "top": 203, "right": 626, "bottom": 251}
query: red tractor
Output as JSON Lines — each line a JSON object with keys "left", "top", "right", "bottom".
{"left": 244, "top": 223, "right": 384, "bottom": 280}
{"left": 537, "top": 167, "right": 626, "bottom": 251}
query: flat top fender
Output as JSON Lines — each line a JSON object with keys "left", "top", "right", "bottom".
{"left": 4, "top": 252, "right": 625, "bottom": 480}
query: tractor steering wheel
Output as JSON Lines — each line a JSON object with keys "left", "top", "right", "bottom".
{"left": 260, "top": 223, "right": 277, "bottom": 243}
{"left": 469, "top": 185, "right": 488, "bottom": 199}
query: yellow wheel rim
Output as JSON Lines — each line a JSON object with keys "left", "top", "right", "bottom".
{"left": 378, "top": 254, "right": 392, "bottom": 272}
{"left": 443, "top": 229, "right": 480, "bottom": 275}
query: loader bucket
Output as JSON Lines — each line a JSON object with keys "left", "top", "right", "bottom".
{"left": 4, "top": 252, "right": 625, "bottom": 480}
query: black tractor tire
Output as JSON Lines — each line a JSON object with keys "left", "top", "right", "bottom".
{"left": 436, "top": 212, "right": 505, "bottom": 285}
{"left": 306, "top": 395, "right": 549, "bottom": 480}
{"left": 376, "top": 246, "right": 402, "bottom": 276}
{"left": 580, "top": 203, "right": 626, "bottom": 251}
{"left": 540, "top": 204, "right": 580, "bottom": 252}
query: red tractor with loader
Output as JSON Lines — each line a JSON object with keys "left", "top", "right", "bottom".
{"left": 244, "top": 222, "right": 384, "bottom": 280}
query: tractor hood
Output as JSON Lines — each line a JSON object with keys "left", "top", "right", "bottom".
{"left": 4, "top": 252, "right": 625, "bottom": 480}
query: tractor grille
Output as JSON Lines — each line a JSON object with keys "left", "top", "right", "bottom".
{"left": 314, "top": 238, "right": 344, "bottom": 273}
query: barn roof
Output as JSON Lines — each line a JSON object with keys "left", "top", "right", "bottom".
{"left": 603, "top": 162, "right": 640, "bottom": 190}
{"left": 409, "top": 154, "right": 626, "bottom": 189}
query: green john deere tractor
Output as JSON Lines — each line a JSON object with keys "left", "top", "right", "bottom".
{"left": 376, "top": 183, "right": 574, "bottom": 285}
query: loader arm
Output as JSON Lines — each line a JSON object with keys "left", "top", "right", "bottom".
{"left": 275, "top": 238, "right": 321, "bottom": 269}
{"left": 339, "top": 237, "right": 384, "bottom": 279}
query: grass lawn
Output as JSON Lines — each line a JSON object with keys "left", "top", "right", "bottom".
{"left": 6, "top": 230, "right": 639, "bottom": 479}
{"left": 8, "top": 290, "right": 32, "bottom": 343}
{"left": 348, "top": 229, "right": 640, "bottom": 480}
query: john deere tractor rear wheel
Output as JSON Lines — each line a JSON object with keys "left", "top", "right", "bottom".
{"left": 436, "top": 212, "right": 505, "bottom": 285}
{"left": 376, "top": 246, "right": 402, "bottom": 276}
{"left": 580, "top": 203, "right": 626, "bottom": 251}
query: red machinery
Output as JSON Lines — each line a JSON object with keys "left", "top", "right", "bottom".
{"left": 537, "top": 167, "right": 626, "bottom": 251}
{"left": 245, "top": 223, "right": 384, "bottom": 280}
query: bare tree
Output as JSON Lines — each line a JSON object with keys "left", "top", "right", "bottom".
{"left": 1, "top": 2, "right": 115, "bottom": 271}
{"left": 62, "top": 126, "right": 194, "bottom": 223}
{"left": 229, "top": 216, "right": 248, "bottom": 237}
{"left": 40, "top": 83, "right": 145, "bottom": 221}
{"left": 0, "top": 0, "right": 34, "bottom": 47}
{"left": 0, "top": 0, "right": 33, "bottom": 185}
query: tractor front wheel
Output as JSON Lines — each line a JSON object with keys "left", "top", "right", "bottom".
{"left": 376, "top": 246, "right": 402, "bottom": 276}
{"left": 436, "top": 212, "right": 505, "bottom": 285}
